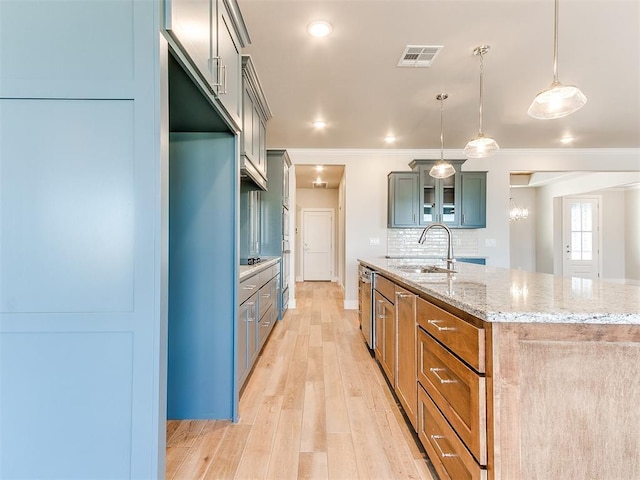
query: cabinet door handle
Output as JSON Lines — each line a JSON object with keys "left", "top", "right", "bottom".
{"left": 427, "top": 319, "right": 456, "bottom": 331}
{"left": 430, "top": 435, "right": 458, "bottom": 458}
{"left": 211, "top": 56, "right": 222, "bottom": 89}
{"left": 261, "top": 293, "right": 271, "bottom": 298}
{"left": 429, "top": 367, "right": 457, "bottom": 384}
{"left": 220, "top": 63, "right": 228, "bottom": 94}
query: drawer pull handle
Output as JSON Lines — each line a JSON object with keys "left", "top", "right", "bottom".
{"left": 243, "top": 285, "right": 257, "bottom": 290}
{"left": 430, "top": 367, "right": 458, "bottom": 384}
{"left": 430, "top": 435, "right": 458, "bottom": 458}
{"left": 427, "top": 319, "right": 456, "bottom": 331}
{"left": 396, "top": 292, "right": 414, "bottom": 299}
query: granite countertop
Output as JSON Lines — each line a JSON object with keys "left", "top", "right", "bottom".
{"left": 359, "top": 257, "right": 640, "bottom": 325}
{"left": 239, "top": 257, "right": 280, "bottom": 281}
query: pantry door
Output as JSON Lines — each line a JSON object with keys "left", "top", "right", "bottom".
{"left": 302, "top": 209, "right": 334, "bottom": 281}
{"left": 562, "top": 196, "right": 601, "bottom": 279}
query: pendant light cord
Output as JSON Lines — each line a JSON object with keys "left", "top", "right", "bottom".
{"left": 440, "top": 96, "right": 444, "bottom": 161}
{"left": 553, "top": 0, "right": 559, "bottom": 82}
{"left": 478, "top": 51, "right": 484, "bottom": 135}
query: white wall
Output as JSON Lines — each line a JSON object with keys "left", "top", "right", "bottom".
{"left": 509, "top": 187, "right": 537, "bottom": 272}
{"left": 596, "top": 189, "right": 627, "bottom": 281}
{"left": 625, "top": 186, "right": 640, "bottom": 282}
{"left": 288, "top": 148, "right": 640, "bottom": 308}
{"left": 295, "top": 188, "right": 340, "bottom": 281}
{"left": 534, "top": 171, "right": 640, "bottom": 276}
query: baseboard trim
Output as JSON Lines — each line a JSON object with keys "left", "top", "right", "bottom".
{"left": 343, "top": 300, "right": 358, "bottom": 310}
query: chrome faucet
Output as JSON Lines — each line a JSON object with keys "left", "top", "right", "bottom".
{"left": 418, "top": 222, "right": 456, "bottom": 270}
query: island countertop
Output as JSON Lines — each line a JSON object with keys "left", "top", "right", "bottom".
{"left": 359, "top": 257, "right": 640, "bottom": 325}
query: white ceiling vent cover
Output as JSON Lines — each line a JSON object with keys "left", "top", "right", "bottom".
{"left": 312, "top": 181, "right": 328, "bottom": 189}
{"left": 397, "top": 45, "right": 443, "bottom": 67}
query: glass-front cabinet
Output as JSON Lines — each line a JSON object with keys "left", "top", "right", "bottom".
{"left": 411, "top": 160, "right": 464, "bottom": 226}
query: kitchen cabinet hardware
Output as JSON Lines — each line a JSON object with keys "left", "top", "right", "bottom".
{"left": 429, "top": 367, "right": 458, "bottom": 384}
{"left": 427, "top": 319, "right": 456, "bottom": 331}
{"left": 430, "top": 435, "right": 458, "bottom": 458}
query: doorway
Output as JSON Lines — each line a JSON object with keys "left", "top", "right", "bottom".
{"left": 562, "top": 196, "right": 601, "bottom": 279}
{"left": 301, "top": 208, "right": 334, "bottom": 281}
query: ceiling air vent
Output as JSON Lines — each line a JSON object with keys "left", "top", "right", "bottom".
{"left": 397, "top": 45, "right": 443, "bottom": 67}
{"left": 312, "top": 181, "right": 328, "bottom": 189}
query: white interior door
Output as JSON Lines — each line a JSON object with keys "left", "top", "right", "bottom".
{"left": 562, "top": 196, "right": 600, "bottom": 279}
{"left": 302, "top": 209, "right": 334, "bottom": 281}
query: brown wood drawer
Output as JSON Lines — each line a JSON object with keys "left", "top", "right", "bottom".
{"left": 418, "top": 328, "right": 487, "bottom": 464}
{"left": 374, "top": 274, "right": 395, "bottom": 303}
{"left": 417, "top": 297, "right": 485, "bottom": 372}
{"left": 418, "top": 384, "right": 487, "bottom": 480}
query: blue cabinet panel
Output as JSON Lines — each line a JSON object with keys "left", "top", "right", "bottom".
{"left": 460, "top": 172, "right": 487, "bottom": 228}
{"left": 168, "top": 132, "right": 237, "bottom": 419}
{"left": 388, "top": 172, "right": 419, "bottom": 227}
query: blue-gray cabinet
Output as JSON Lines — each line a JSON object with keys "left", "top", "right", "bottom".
{"left": 388, "top": 172, "right": 420, "bottom": 227}
{"left": 240, "top": 55, "right": 272, "bottom": 190}
{"left": 460, "top": 172, "right": 487, "bottom": 228}
{"left": 165, "top": 0, "right": 249, "bottom": 128}
{"left": 168, "top": 132, "right": 237, "bottom": 420}
{"left": 388, "top": 161, "right": 486, "bottom": 229}
{"left": 410, "top": 160, "right": 466, "bottom": 227}
{"left": 238, "top": 263, "right": 280, "bottom": 388}
{"left": 262, "top": 149, "right": 291, "bottom": 318}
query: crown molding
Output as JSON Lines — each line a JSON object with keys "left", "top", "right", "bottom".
{"left": 284, "top": 147, "right": 640, "bottom": 158}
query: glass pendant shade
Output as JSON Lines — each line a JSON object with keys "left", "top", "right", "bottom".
{"left": 429, "top": 161, "right": 456, "bottom": 179}
{"left": 529, "top": 0, "right": 587, "bottom": 120}
{"left": 465, "top": 45, "right": 499, "bottom": 158}
{"left": 528, "top": 80, "right": 587, "bottom": 119}
{"left": 464, "top": 134, "right": 500, "bottom": 158}
{"left": 429, "top": 93, "right": 456, "bottom": 179}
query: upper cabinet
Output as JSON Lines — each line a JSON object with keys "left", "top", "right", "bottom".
{"left": 388, "top": 172, "right": 420, "bottom": 227}
{"left": 459, "top": 172, "right": 487, "bottom": 228}
{"left": 240, "top": 55, "right": 272, "bottom": 190}
{"left": 165, "top": 0, "right": 250, "bottom": 128}
{"left": 410, "top": 160, "right": 465, "bottom": 227}
{"left": 388, "top": 160, "right": 486, "bottom": 228}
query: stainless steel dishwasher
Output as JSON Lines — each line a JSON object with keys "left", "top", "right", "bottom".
{"left": 358, "top": 264, "right": 375, "bottom": 350}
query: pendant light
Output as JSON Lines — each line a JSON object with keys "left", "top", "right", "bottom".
{"left": 509, "top": 198, "right": 529, "bottom": 221}
{"left": 528, "top": 0, "right": 587, "bottom": 119}
{"left": 429, "top": 93, "right": 456, "bottom": 179}
{"left": 464, "top": 45, "right": 499, "bottom": 158}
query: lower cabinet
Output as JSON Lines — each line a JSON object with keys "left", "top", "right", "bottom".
{"left": 369, "top": 268, "right": 487, "bottom": 479}
{"left": 418, "top": 385, "right": 487, "bottom": 480}
{"left": 374, "top": 289, "right": 395, "bottom": 385}
{"left": 238, "top": 263, "right": 280, "bottom": 389}
{"left": 395, "top": 285, "right": 417, "bottom": 429}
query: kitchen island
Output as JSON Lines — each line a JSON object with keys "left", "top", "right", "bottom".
{"left": 359, "top": 257, "right": 640, "bottom": 480}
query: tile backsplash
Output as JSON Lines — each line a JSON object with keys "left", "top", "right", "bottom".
{"left": 387, "top": 228, "right": 479, "bottom": 257}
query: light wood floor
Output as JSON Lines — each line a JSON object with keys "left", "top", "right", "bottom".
{"left": 166, "top": 282, "right": 436, "bottom": 480}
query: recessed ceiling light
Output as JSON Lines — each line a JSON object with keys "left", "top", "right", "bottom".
{"left": 384, "top": 135, "right": 396, "bottom": 144}
{"left": 307, "top": 20, "right": 332, "bottom": 38}
{"left": 560, "top": 135, "right": 574, "bottom": 144}
{"left": 312, "top": 120, "right": 327, "bottom": 128}
{"left": 315, "top": 165, "right": 324, "bottom": 172}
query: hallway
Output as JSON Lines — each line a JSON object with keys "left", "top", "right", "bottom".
{"left": 166, "top": 282, "right": 435, "bottom": 479}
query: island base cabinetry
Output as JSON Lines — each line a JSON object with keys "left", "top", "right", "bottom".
{"left": 491, "top": 322, "right": 640, "bottom": 480}
{"left": 418, "top": 385, "right": 487, "bottom": 480}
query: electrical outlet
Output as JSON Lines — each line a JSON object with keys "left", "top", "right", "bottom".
{"left": 485, "top": 238, "right": 497, "bottom": 247}
{"left": 369, "top": 237, "right": 380, "bottom": 246}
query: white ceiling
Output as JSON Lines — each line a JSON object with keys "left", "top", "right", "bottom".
{"left": 239, "top": 0, "right": 640, "bottom": 151}
{"left": 296, "top": 164, "right": 344, "bottom": 189}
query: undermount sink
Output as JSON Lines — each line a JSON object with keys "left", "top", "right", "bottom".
{"left": 393, "top": 265, "right": 457, "bottom": 274}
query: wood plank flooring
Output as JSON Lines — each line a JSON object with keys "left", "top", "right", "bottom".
{"left": 166, "top": 282, "right": 436, "bottom": 480}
